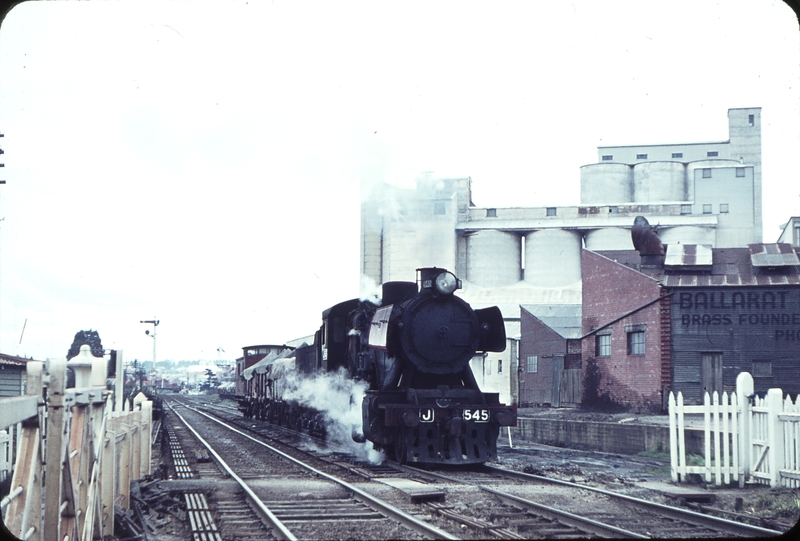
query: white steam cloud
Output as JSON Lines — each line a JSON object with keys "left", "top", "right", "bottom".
{"left": 359, "top": 274, "right": 382, "bottom": 305}
{"left": 282, "top": 366, "right": 384, "bottom": 464}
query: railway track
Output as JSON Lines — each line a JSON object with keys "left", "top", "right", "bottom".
{"left": 167, "top": 396, "right": 789, "bottom": 539}
{"left": 164, "top": 397, "right": 457, "bottom": 540}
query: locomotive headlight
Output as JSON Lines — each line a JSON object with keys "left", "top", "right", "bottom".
{"left": 434, "top": 271, "right": 459, "bottom": 295}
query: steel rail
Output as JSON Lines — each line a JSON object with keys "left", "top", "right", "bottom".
{"left": 400, "top": 465, "right": 647, "bottom": 538}
{"left": 165, "top": 401, "right": 298, "bottom": 541}
{"left": 483, "top": 464, "right": 784, "bottom": 538}
{"left": 174, "top": 399, "right": 460, "bottom": 540}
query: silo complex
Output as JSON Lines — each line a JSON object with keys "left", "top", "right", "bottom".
{"left": 466, "top": 230, "right": 521, "bottom": 287}
{"left": 632, "top": 161, "right": 685, "bottom": 202}
{"left": 580, "top": 163, "right": 631, "bottom": 204}
{"left": 524, "top": 229, "right": 582, "bottom": 288}
{"left": 360, "top": 107, "right": 762, "bottom": 297}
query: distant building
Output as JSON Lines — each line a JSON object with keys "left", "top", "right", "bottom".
{"left": 0, "top": 353, "right": 33, "bottom": 397}
{"left": 778, "top": 217, "right": 800, "bottom": 248}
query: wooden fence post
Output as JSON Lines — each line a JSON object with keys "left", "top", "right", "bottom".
{"left": 141, "top": 401, "right": 152, "bottom": 479}
{"left": 736, "top": 372, "right": 753, "bottom": 487}
{"left": 678, "top": 392, "right": 687, "bottom": 481}
{"left": 767, "top": 388, "right": 784, "bottom": 488}
{"left": 703, "top": 392, "right": 711, "bottom": 483}
{"left": 669, "top": 392, "right": 678, "bottom": 482}
{"left": 43, "top": 357, "right": 68, "bottom": 541}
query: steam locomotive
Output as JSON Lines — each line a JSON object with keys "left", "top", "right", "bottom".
{"left": 239, "top": 267, "right": 517, "bottom": 465}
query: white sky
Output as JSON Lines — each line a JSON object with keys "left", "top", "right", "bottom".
{"left": 0, "top": 0, "right": 798, "bottom": 364}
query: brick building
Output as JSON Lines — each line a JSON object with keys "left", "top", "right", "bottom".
{"left": 580, "top": 250, "right": 670, "bottom": 412}
{"left": 579, "top": 242, "right": 800, "bottom": 411}
{"left": 518, "top": 305, "right": 581, "bottom": 407}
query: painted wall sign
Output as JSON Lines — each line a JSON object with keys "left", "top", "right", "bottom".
{"left": 675, "top": 288, "right": 800, "bottom": 341}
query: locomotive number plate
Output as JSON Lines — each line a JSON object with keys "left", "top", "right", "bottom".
{"left": 463, "top": 409, "right": 490, "bottom": 423}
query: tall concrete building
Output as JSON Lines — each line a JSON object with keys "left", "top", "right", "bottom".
{"left": 361, "top": 107, "right": 763, "bottom": 332}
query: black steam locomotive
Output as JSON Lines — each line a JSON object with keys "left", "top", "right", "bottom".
{"left": 239, "top": 267, "right": 516, "bottom": 465}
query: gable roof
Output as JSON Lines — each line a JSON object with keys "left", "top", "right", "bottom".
{"left": 521, "top": 304, "right": 582, "bottom": 339}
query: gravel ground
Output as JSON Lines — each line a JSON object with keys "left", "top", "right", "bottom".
{"left": 499, "top": 409, "right": 800, "bottom": 533}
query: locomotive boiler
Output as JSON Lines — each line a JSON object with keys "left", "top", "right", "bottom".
{"left": 240, "top": 267, "right": 516, "bottom": 465}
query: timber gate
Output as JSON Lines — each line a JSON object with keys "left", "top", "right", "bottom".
{"left": 0, "top": 346, "right": 152, "bottom": 540}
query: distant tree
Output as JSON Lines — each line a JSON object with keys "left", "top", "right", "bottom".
{"left": 202, "top": 368, "right": 219, "bottom": 391}
{"left": 67, "top": 329, "right": 104, "bottom": 360}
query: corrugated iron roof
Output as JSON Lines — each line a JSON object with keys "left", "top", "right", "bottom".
{"left": 595, "top": 246, "right": 800, "bottom": 287}
{"left": 665, "top": 243, "right": 713, "bottom": 267}
{"left": 749, "top": 243, "right": 800, "bottom": 267}
{"left": 0, "top": 353, "right": 36, "bottom": 367}
{"left": 521, "top": 304, "right": 582, "bottom": 339}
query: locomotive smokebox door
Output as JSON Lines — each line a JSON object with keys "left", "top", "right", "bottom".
{"left": 398, "top": 292, "right": 480, "bottom": 375}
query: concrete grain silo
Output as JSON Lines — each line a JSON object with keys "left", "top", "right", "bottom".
{"left": 524, "top": 229, "right": 582, "bottom": 288}
{"left": 632, "top": 161, "right": 685, "bottom": 202}
{"left": 466, "top": 230, "right": 521, "bottom": 286}
{"left": 580, "top": 163, "right": 632, "bottom": 204}
{"left": 584, "top": 228, "right": 634, "bottom": 250}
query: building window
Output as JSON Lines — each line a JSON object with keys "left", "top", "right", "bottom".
{"left": 602, "top": 155, "right": 613, "bottom": 161}
{"left": 527, "top": 355, "right": 538, "bottom": 373}
{"left": 636, "top": 154, "right": 648, "bottom": 160}
{"left": 749, "top": 114, "right": 755, "bottom": 126}
{"left": 681, "top": 204, "right": 692, "bottom": 215}
{"left": 702, "top": 204, "right": 712, "bottom": 214}
{"left": 434, "top": 201, "right": 446, "bottom": 215}
{"left": 752, "top": 360, "right": 772, "bottom": 378}
{"left": 596, "top": 334, "right": 611, "bottom": 357}
{"left": 627, "top": 331, "right": 645, "bottom": 355}
{"left": 546, "top": 207, "right": 557, "bottom": 217}
{"left": 736, "top": 167, "right": 745, "bottom": 177}
{"left": 707, "top": 151, "right": 719, "bottom": 157}
{"left": 486, "top": 208, "right": 497, "bottom": 217}
{"left": 720, "top": 203, "right": 729, "bottom": 213}
{"left": 609, "top": 206, "right": 618, "bottom": 214}
{"left": 702, "top": 168, "right": 712, "bottom": 178}
{"left": 498, "top": 359, "right": 503, "bottom": 373}
{"left": 672, "top": 152, "right": 683, "bottom": 159}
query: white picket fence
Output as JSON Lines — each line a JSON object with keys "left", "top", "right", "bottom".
{"left": 669, "top": 371, "right": 800, "bottom": 487}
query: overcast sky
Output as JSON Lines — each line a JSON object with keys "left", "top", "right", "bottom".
{"left": 0, "top": 0, "right": 798, "bottom": 364}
